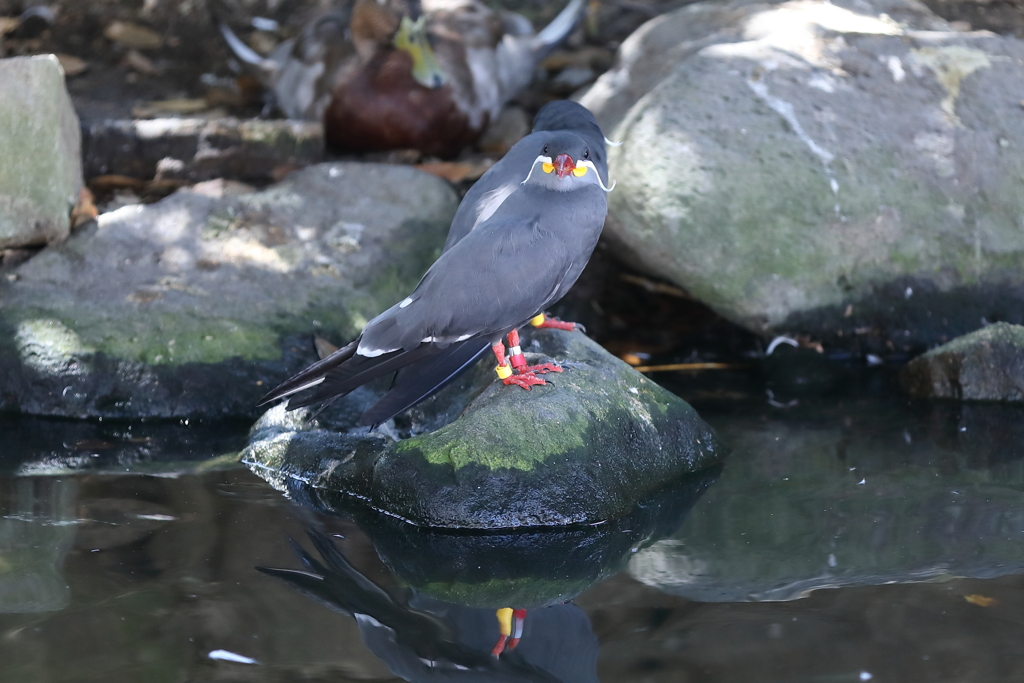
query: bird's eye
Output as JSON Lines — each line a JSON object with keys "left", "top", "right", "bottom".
{"left": 583, "top": 149, "right": 590, "bottom": 160}
{"left": 542, "top": 145, "right": 549, "bottom": 155}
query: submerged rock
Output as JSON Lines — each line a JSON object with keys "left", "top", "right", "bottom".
{"left": 901, "top": 322, "right": 1024, "bottom": 401}
{"left": 580, "top": 0, "right": 1024, "bottom": 353}
{"left": 243, "top": 328, "right": 721, "bottom": 529}
{"left": 0, "top": 55, "right": 82, "bottom": 249}
{"left": 0, "top": 163, "right": 458, "bottom": 419}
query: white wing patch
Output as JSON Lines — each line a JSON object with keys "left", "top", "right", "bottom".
{"left": 399, "top": 297, "right": 415, "bottom": 308}
{"left": 356, "top": 345, "right": 393, "bottom": 357}
{"left": 472, "top": 183, "right": 517, "bottom": 230}
{"left": 421, "top": 333, "right": 473, "bottom": 344}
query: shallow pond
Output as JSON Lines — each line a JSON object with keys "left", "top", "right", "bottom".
{"left": 2, "top": 368, "right": 1024, "bottom": 682}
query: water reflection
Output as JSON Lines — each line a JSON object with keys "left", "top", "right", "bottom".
{"left": 260, "top": 468, "right": 719, "bottom": 682}
{"left": 0, "top": 478, "right": 77, "bottom": 613}
{"left": 630, "top": 393, "right": 1024, "bottom": 601}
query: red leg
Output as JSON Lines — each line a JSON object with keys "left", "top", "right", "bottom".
{"left": 508, "top": 328, "right": 563, "bottom": 376}
{"left": 507, "top": 609, "right": 527, "bottom": 650}
{"left": 494, "top": 336, "right": 545, "bottom": 389}
{"left": 529, "top": 312, "right": 583, "bottom": 332}
{"left": 503, "top": 329, "right": 560, "bottom": 388}
{"left": 492, "top": 608, "right": 513, "bottom": 657}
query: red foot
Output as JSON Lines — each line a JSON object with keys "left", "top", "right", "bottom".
{"left": 536, "top": 317, "right": 580, "bottom": 332}
{"left": 524, "top": 362, "right": 563, "bottom": 374}
{"left": 502, "top": 371, "right": 548, "bottom": 389}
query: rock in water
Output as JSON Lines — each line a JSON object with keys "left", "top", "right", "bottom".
{"left": 0, "top": 164, "right": 458, "bottom": 419}
{"left": 243, "top": 329, "right": 721, "bottom": 529}
{"left": 580, "top": 0, "right": 1024, "bottom": 353}
{"left": 0, "top": 55, "right": 83, "bottom": 249}
{"left": 901, "top": 322, "right": 1024, "bottom": 401}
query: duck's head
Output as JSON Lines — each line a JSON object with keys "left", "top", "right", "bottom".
{"left": 520, "top": 132, "right": 615, "bottom": 193}
{"left": 351, "top": 0, "right": 446, "bottom": 89}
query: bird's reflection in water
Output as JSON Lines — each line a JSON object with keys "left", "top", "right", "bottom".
{"left": 258, "top": 466, "right": 720, "bottom": 682}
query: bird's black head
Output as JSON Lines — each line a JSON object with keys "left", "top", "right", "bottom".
{"left": 532, "top": 101, "right": 599, "bottom": 136}
{"left": 521, "top": 131, "right": 614, "bottom": 192}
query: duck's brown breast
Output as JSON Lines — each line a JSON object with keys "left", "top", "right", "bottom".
{"left": 324, "top": 50, "right": 483, "bottom": 158}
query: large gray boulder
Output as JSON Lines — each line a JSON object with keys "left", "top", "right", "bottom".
{"left": 0, "top": 55, "right": 82, "bottom": 249}
{"left": 243, "top": 328, "right": 721, "bottom": 529}
{"left": 0, "top": 164, "right": 458, "bottom": 419}
{"left": 580, "top": 0, "right": 1024, "bottom": 352}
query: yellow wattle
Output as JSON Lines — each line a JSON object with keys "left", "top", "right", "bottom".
{"left": 542, "top": 162, "right": 555, "bottom": 174}
{"left": 572, "top": 166, "right": 587, "bottom": 177}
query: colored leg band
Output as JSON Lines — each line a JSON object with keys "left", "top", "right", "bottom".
{"left": 530, "top": 314, "right": 546, "bottom": 327}
{"left": 510, "top": 352, "right": 527, "bottom": 370}
{"left": 496, "top": 608, "right": 513, "bottom": 637}
{"left": 495, "top": 364, "right": 512, "bottom": 379}
{"left": 512, "top": 609, "right": 526, "bottom": 639}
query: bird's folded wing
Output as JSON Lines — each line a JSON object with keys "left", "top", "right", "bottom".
{"left": 359, "top": 339, "right": 490, "bottom": 427}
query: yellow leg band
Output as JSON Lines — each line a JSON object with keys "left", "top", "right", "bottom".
{"left": 496, "top": 608, "right": 513, "bottom": 637}
{"left": 495, "top": 364, "right": 513, "bottom": 380}
{"left": 529, "top": 314, "right": 545, "bottom": 327}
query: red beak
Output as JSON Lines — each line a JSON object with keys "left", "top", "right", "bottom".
{"left": 553, "top": 154, "right": 575, "bottom": 179}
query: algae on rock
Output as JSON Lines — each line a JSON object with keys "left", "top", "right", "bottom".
{"left": 901, "top": 322, "right": 1024, "bottom": 401}
{"left": 243, "top": 329, "right": 721, "bottom": 529}
{"left": 0, "top": 163, "right": 459, "bottom": 419}
{"left": 580, "top": 0, "right": 1024, "bottom": 352}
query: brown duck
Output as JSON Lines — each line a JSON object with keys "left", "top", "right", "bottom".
{"left": 220, "top": 0, "right": 585, "bottom": 157}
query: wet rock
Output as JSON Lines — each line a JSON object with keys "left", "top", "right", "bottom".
{"left": 82, "top": 117, "right": 324, "bottom": 183}
{"left": 243, "top": 328, "right": 721, "bottom": 529}
{"left": 901, "top": 322, "right": 1024, "bottom": 401}
{"left": 580, "top": 0, "right": 1024, "bottom": 353}
{"left": 0, "top": 163, "right": 458, "bottom": 419}
{"left": 0, "top": 55, "right": 83, "bottom": 249}
{"left": 289, "top": 466, "right": 719, "bottom": 607}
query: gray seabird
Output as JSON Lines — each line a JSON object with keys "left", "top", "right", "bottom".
{"left": 261, "top": 104, "right": 614, "bottom": 426}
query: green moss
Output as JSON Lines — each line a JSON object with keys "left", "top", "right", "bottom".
{"left": 398, "top": 403, "right": 591, "bottom": 471}
{"left": 416, "top": 576, "right": 597, "bottom": 609}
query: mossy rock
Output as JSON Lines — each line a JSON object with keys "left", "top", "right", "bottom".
{"left": 285, "top": 465, "right": 719, "bottom": 607}
{"left": 581, "top": 0, "right": 1024, "bottom": 353}
{"left": 243, "top": 328, "right": 721, "bottom": 529}
{"left": 0, "top": 163, "right": 458, "bottom": 419}
{"left": 901, "top": 322, "right": 1024, "bottom": 401}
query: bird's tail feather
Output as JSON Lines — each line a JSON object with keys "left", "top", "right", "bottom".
{"left": 287, "top": 343, "right": 438, "bottom": 410}
{"left": 219, "top": 20, "right": 271, "bottom": 69}
{"left": 305, "top": 530, "right": 393, "bottom": 600}
{"left": 532, "top": 0, "right": 586, "bottom": 56}
{"left": 258, "top": 339, "right": 360, "bottom": 406}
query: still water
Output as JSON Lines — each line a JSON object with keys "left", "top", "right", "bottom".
{"left": 2, "top": 369, "right": 1024, "bottom": 682}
